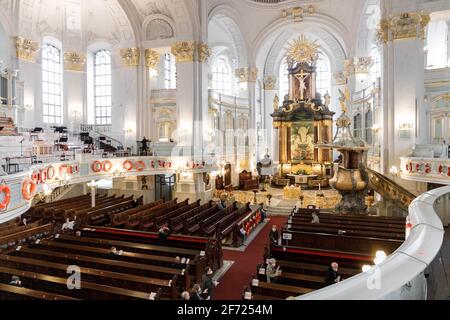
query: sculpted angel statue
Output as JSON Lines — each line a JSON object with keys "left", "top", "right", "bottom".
{"left": 338, "top": 88, "right": 350, "bottom": 113}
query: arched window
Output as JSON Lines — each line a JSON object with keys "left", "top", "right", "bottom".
{"left": 42, "top": 44, "right": 62, "bottom": 124}
{"left": 316, "top": 53, "right": 331, "bottom": 99}
{"left": 426, "top": 20, "right": 448, "bottom": 69}
{"left": 370, "top": 47, "right": 382, "bottom": 82}
{"left": 164, "top": 53, "right": 176, "bottom": 89}
{"left": 212, "top": 58, "right": 231, "bottom": 95}
{"left": 279, "top": 57, "right": 289, "bottom": 99}
{"left": 94, "top": 50, "right": 112, "bottom": 125}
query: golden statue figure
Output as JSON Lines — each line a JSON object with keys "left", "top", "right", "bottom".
{"left": 338, "top": 88, "right": 350, "bottom": 113}
{"left": 273, "top": 94, "right": 279, "bottom": 111}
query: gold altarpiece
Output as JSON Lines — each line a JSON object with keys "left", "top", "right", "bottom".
{"left": 272, "top": 36, "right": 335, "bottom": 181}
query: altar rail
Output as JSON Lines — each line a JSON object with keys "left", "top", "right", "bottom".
{"left": 298, "top": 186, "right": 448, "bottom": 300}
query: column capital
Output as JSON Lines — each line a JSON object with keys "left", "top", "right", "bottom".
{"left": 145, "top": 49, "right": 159, "bottom": 69}
{"left": 235, "top": 67, "right": 258, "bottom": 83}
{"left": 197, "top": 43, "right": 211, "bottom": 63}
{"left": 64, "top": 52, "right": 86, "bottom": 72}
{"left": 263, "top": 76, "right": 278, "bottom": 91}
{"left": 15, "top": 36, "right": 40, "bottom": 62}
{"left": 377, "top": 12, "right": 430, "bottom": 44}
{"left": 343, "top": 57, "right": 373, "bottom": 77}
{"left": 120, "top": 48, "right": 140, "bottom": 67}
{"left": 171, "top": 41, "right": 196, "bottom": 63}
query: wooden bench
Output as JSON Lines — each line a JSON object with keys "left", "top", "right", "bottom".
{"left": 0, "top": 254, "right": 178, "bottom": 299}
{"left": 0, "top": 265, "right": 160, "bottom": 300}
{"left": 14, "top": 246, "right": 192, "bottom": 291}
{"left": 250, "top": 279, "right": 313, "bottom": 300}
{"left": 285, "top": 223, "right": 405, "bottom": 240}
{"left": 34, "top": 239, "right": 203, "bottom": 284}
{"left": 0, "top": 283, "right": 79, "bottom": 300}
{"left": 281, "top": 229, "right": 403, "bottom": 255}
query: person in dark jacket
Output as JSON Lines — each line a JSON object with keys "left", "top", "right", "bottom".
{"left": 269, "top": 225, "right": 279, "bottom": 244}
{"left": 171, "top": 256, "right": 183, "bottom": 269}
{"left": 190, "top": 284, "right": 202, "bottom": 301}
{"left": 325, "top": 262, "right": 342, "bottom": 286}
{"left": 201, "top": 266, "right": 219, "bottom": 300}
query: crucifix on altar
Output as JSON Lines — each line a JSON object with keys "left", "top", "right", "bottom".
{"left": 295, "top": 70, "right": 310, "bottom": 100}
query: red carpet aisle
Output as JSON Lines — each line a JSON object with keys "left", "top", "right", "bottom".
{"left": 214, "top": 216, "right": 288, "bottom": 300}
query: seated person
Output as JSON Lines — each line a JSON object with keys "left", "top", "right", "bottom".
{"left": 190, "top": 284, "right": 202, "bottom": 301}
{"left": 9, "top": 276, "right": 21, "bottom": 286}
{"left": 181, "top": 291, "right": 190, "bottom": 301}
{"left": 172, "top": 256, "right": 183, "bottom": 269}
{"left": 325, "top": 262, "right": 342, "bottom": 286}
{"left": 62, "top": 218, "right": 75, "bottom": 231}
{"left": 266, "top": 258, "right": 282, "bottom": 283}
{"left": 218, "top": 199, "right": 226, "bottom": 210}
{"left": 311, "top": 212, "right": 320, "bottom": 224}
{"left": 269, "top": 225, "right": 279, "bottom": 245}
{"left": 260, "top": 204, "right": 267, "bottom": 221}
{"left": 110, "top": 246, "right": 123, "bottom": 256}
{"left": 158, "top": 226, "right": 170, "bottom": 243}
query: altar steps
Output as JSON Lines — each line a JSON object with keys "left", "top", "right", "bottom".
{"left": 267, "top": 206, "right": 294, "bottom": 216}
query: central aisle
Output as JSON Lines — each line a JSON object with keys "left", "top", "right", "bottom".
{"left": 214, "top": 216, "right": 288, "bottom": 300}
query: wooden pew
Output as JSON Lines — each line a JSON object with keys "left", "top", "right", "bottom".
{"left": 110, "top": 200, "right": 164, "bottom": 228}
{"left": 250, "top": 278, "right": 314, "bottom": 300}
{"left": 83, "top": 196, "right": 143, "bottom": 226}
{"left": 0, "top": 283, "right": 79, "bottom": 300}
{"left": 0, "top": 224, "right": 53, "bottom": 253}
{"left": 126, "top": 199, "right": 177, "bottom": 230}
{"left": 169, "top": 201, "right": 213, "bottom": 233}
{"left": 285, "top": 223, "right": 405, "bottom": 240}
{"left": 27, "top": 195, "right": 93, "bottom": 219}
{"left": 289, "top": 215, "right": 405, "bottom": 231}
{"left": 198, "top": 203, "right": 237, "bottom": 236}
{"left": 184, "top": 205, "right": 220, "bottom": 235}
{"left": 0, "top": 255, "right": 178, "bottom": 299}
{"left": 44, "top": 195, "right": 118, "bottom": 220}
{"left": 78, "top": 227, "right": 221, "bottom": 273}
{"left": 0, "top": 265, "right": 161, "bottom": 300}
{"left": 280, "top": 229, "right": 403, "bottom": 255}
{"left": 33, "top": 239, "right": 202, "bottom": 284}
{"left": 155, "top": 199, "right": 201, "bottom": 229}
{"left": 0, "top": 221, "right": 42, "bottom": 237}
{"left": 140, "top": 199, "right": 190, "bottom": 231}
{"left": 269, "top": 244, "right": 373, "bottom": 270}
{"left": 13, "top": 246, "right": 191, "bottom": 291}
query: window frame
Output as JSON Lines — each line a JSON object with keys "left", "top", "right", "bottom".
{"left": 42, "top": 44, "right": 63, "bottom": 125}
{"left": 94, "top": 49, "right": 112, "bottom": 126}
{"left": 211, "top": 58, "right": 232, "bottom": 95}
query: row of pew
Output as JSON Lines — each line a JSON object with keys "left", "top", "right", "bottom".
{"left": 244, "top": 207, "right": 406, "bottom": 300}
{"left": 103, "top": 199, "right": 262, "bottom": 248}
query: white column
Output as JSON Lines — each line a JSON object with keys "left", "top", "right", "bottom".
{"left": 264, "top": 89, "right": 277, "bottom": 157}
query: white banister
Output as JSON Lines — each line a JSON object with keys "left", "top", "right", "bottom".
{"left": 298, "top": 186, "right": 448, "bottom": 300}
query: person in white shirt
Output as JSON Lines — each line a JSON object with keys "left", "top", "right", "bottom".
{"left": 62, "top": 218, "right": 75, "bottom": 231}
{"left": 311, "top": 212, "right": 320, "bottom": 224}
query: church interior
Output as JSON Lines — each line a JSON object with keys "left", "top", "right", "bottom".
{"left": 0, "top": 0, "right": 449, "bottom": 302}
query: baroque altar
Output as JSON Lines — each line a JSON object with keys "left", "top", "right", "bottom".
{"left": 271, "top": 35, "right": 335, "bottom": 185}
